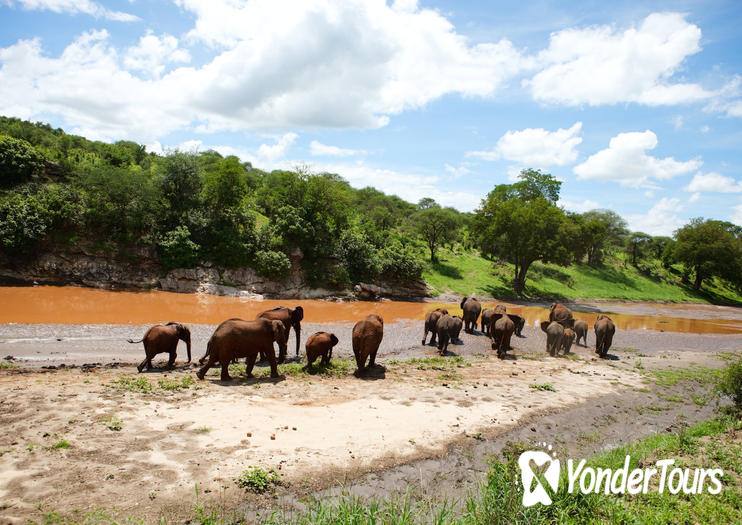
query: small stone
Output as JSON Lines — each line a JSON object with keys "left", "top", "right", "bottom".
{"left": 292, "top": 427, "right": 297, "bottom": 431}
{"left": 511, "top": 372, "right": 518, "bottom": 376}
{"left": 284, "top": 426, "right": 288, "bottom": 429}
{"left": 530, "top": 427, "right": 536, "bottom": 432}
{"left": 483, "top": 383, "right": 488, "bottom": 386}
{"left": 246, "top": 432, "right": 252, "bottom": 437}
{"left": 270, "top": 434, "right": 276, "bottom": 440}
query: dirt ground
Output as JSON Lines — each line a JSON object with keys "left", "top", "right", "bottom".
{"left": 0, "top": 313, "right": 740, "bottom": 523}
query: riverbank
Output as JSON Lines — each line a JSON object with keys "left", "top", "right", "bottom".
{"left": 0, "top": 317, "right": 740, "bottom": 522}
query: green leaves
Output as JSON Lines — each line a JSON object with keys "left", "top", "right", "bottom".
{"left": 0, "top": 134, "right": 45, "bottom": 188}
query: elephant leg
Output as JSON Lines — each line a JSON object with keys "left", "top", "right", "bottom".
{"left": 167, "top": 351, "right": 176, "bottom": 368}
{"left": 277, "top": 343, "right": 287, "bottom": 365}
{"left": 354, "top": 348, "right": 366, "bottom": 374}
{"left": 368, "top": 348, "right": 377, "bottom": 368}
{"left": 245, "top": 353, "right": 258, "bottom": 378}
{"left": 430, "top": 331, "right": 437, "bottom": 346}
{"left": 220, "top": 361, "right": 231, "bottom": 381}
{"left": 266, "top": 347, "right": 280, "bottom": 378}
{"left": 196, "top": 355, "right": 216, "bottom": 380}
{"left": 137, "top": 356, "right": 149, "bottom": 373}
{"left": 422, "top": 328, "right": 428, "bottom": 345}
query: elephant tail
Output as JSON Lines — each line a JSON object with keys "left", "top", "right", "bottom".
{"left": 127, "top": 338, "right": 143, "bottom": 344}
{"left": 198, "top": 340, "right": 212, "bottom": 365}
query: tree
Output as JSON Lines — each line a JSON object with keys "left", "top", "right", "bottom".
{"left": 0, "top": 135, "right": 45, "bottom": 188}
{"left": 417, "top": 197, "right": 437, "bottom": 210}
{"left": 160, "top": 152, "right": 202, "bottom": 229}
{"left": 474, "top": 170, "right": 571, "bottom": 293}
{"left": 414, "top": 207, "right": 458, "bottom": 262}
{"left": 673, "top": 218, "right": 742, "bottom": 290}
{"left": 581, "top": 209, "right": 628, "bottom": 263}
{"left": 626, "top": 232, "right": 653, "bottom": 265}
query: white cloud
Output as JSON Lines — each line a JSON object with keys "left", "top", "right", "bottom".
{"left": 558, "top": 198, "right": 600, "bottom": 213}
{"left": 123, "top": 32, "right": 190, "bottom": 78}
{"left": 257, "top": 133, "right": 298, "bottom": 161}
{"left": 468, "top": 122, "right": 582, "bottom": 167}
{"left": 573, "top": 130, "right": 701, "bottom": 188}
{"left": 0, "top": 1, "right": 530, "bottom": 141}
{"left": 685, "top": 172, "right": 742, "bottom": 193}
{"left": 527, "top": 12, "right": 713, "bottom": 107}
{"left": 444, "top": 163, "right": 471, "bottom": 179}
{"left": 688, "top": 192, "right": 700, "bottom": 203}
{"left": 672, "top": 115, "right": 683, "bottom": 129}
{"left": 731, "top": 202, "right": 742, "bottom": 226}
{"left": 9, "top": 0, "right": 139, "bottom": 21}
{"left": 645, "top": 190, "right": 655, "bottom": 198}
{"left": 310, "top": 141, "right": 364, "bottom": 157}
{"left": 627, "top": 197, "right": 685, "bottom": 236}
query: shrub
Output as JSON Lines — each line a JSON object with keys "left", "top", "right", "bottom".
{"left": 338, "top": 229, "right": 381, "bottom": 283}
{"left": 254, "top": 250, "right": 291, "bottom": 280}
{"left": 0, "top": 135, "right": 45, "bottom": 188}
{"left": 158, "top": 226, "right": 201, "bottom": 270}
{"left": 0, "top": 193, "right": 50, "bottom": 253}
{"left": 378, "top": 244, "right": 424, "bottom": 280}
{"left": 717, "top": 356, "right": 742, "bottom": 413}
{"left": 234, "top": 466, "right": 281, "bottom": 493}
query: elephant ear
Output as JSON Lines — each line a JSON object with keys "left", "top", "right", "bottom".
{"left": 540, "top": 320, "right": 551, "bottom": 333}
{"left": 508, "top": 314, "right": 523, "bottom": 327}
{"left": 330, "top": 333, "right": 339, "bottom": 345}
{"left": 491, "top": 313, "right": 503, "bottom": 324}
{"left": 292, "top": 306, "right": 304, "bottom": 324}
{"left": 460, "top": 297, "right": 467, "bottom": 309}
{"left": 272, "top": 320, "right": 285, "bottom": 341}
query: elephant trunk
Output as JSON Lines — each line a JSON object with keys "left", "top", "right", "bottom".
{"left": 294, "top": 324, "right": 301, "bottom": 357}
{"left": 185, "top": 335, "right": 192, "bottom": 363}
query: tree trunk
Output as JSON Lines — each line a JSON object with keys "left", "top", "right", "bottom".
{"left": 693, "top": 267, "right": 702, "bottom": 290}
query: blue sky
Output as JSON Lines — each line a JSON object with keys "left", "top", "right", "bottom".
{"left": 1, "top": 0, "right": 741, "bottom": 234}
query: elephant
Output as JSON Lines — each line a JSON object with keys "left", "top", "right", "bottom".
{"left": 491, "top": 305, "right": 524, "bottom": 342}
{"left": 460, "top": 297, "right": 482, "bottom": 333}
{"left": 594, "top": 315, "right": 616, "bottom": 358}
{"left": 305, "top": 332, "right": 339, "bottom": 368}
{"left": 480, "top": 308, "right": 494, "bottom": 335}
{"left": 129, "top": 322, "right": 191, "bottom": 373}
{"left": 574, "top": 319, "right": 588, "bottom": 346}
{"left": 422, "top": 308, "right": 448, "bottom": 346}
{"left": 561, "top": 328, "right": 576, "bottom": 354}
{"left": 196, "top": 318, "right": 285, "bottom": 381}
{"left": 549, "top": 302, "right": 574, "bottom": 329}
{"left": 257, "top": 306, "right": 304, "bottom": 364}
{"left": 491, "top": 314, "right": 515, "bottom": 359}
{"left": 540, "top": 320, "right": 565, "bottom": 357}
{"left": 352, "top": 314, "right": 384, "bottom": 375}
{"left": 436, "top": 314, "right": 463, "bottom": 355}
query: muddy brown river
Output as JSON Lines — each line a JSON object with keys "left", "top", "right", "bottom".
{"left": 0, "top": 286, "right": 741, "bottom": 334}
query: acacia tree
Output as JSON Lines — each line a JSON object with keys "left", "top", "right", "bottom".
{"left": 673, "top": 218, "right": 742, "bottom": 290}
{"left": 474, "top": 169, "right": 571, "bottom": 294}
{"left": 413, "top": 206, "right": 458, "bottom": 262}
{"left": 626, "top": 232, "right": 653, "bottom": 265}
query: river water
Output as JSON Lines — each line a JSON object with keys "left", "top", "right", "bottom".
{"left": 1, "top": 286, "right": 741, "bottom": 334}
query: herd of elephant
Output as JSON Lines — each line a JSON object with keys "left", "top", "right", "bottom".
{"left": 424, "top": 298, "right": 616, "bottom": 360}
{"left": 127, "top": 299, "right": 616, "bottom": 382}
{"left": 128, "top": 306, "right": 383, "bottom": 381}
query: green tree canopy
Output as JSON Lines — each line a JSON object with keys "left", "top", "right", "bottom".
{"left": 413, "top": 206, "right": 458, "bottom": 262}
{"left": 673, "top": 218, "right": 742, "bottom": 290}
{"left": 474, "top": 169, "right": 571, "bottom": 293}
{"left": 0, "top": 135, "right": 46, "bottom": 188}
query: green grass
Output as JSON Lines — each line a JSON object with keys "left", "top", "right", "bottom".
{"left": 158, "top": 376, "right": 195, "bottom": 391}
{"left": 529, "top": 382, "right": 556, "bottom": 392}
{"left": 51, "top": 440, "right": 71, "bottom": 450}
{"left": 100, "top": 416, "right": 122, "bottom": 431}
{"left": 259, "top": 415, "right": 741, "bottom": 524}
{"left": 390, "top": 355, "right": 470, "bottom": 370}
{"left": 422, "top": 246, "right": 742, "bottom": 303}
{"left": 221, "top": 358, "right": 354, "bottom": 379}
{"left": 648, "top": 365, "right": 723, "bottom": 387}
{"left": 0, "top": 362, "right": 17, "bottom": 368}
{"left": 234, "top": 466, "right": 281, "bottom": 494}
{"left": 107, "top": 375, "right": 153, "bottom": 393}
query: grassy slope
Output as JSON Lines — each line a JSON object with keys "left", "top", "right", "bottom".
{"left": 422, "top": 247, "right": 742, "bottom": 304}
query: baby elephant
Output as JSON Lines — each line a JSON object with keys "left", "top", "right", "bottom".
{"left": 422, "top": 308, "right": 448, "bottom": 346}
{"left": 436, "top": 314, "right": 463, "bottom": 355}
{"left": 561, "top": 328, "right": 576, "bottom": 354}
{"left": 129, "top": 322, "right": 191, "bottom": 373}
{"left": 573, "top": 319, "right": 588, "bottom": 346}
{"left": 353, "top": 314, "right": 384, "bottom": 375}
{"left": 540, "top": 320, "right": 565, "bottom": 357}
{"left": 305, "top": 332, "right": 339, "bottom": 368}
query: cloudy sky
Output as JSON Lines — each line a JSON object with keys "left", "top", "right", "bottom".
{"left": 1, "top": 0, "right": 741, "bottom": 235}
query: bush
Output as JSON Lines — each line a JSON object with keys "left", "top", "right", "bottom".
{"left": 158, "top": 226, "right": 200, "bottom": 270}
{"left": 378, "top": 244, "right": 423, "bottom": 280}
{"left": 234, "top": 466, "right": 281, "bottom": 494}
{"left": 339, "top": 229, "right": 381, "bottom": 283}
{"left": 717, "top": 356, "right": 742, "bottom": 413}
{"left": 0, "top": 135, "right": 45, "bottom": 188}
{"left": 254, "top": 250, "right": 291, "bottom": 280}
{"left": 0, "top": 193, "right": 50, "bottom": 253}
